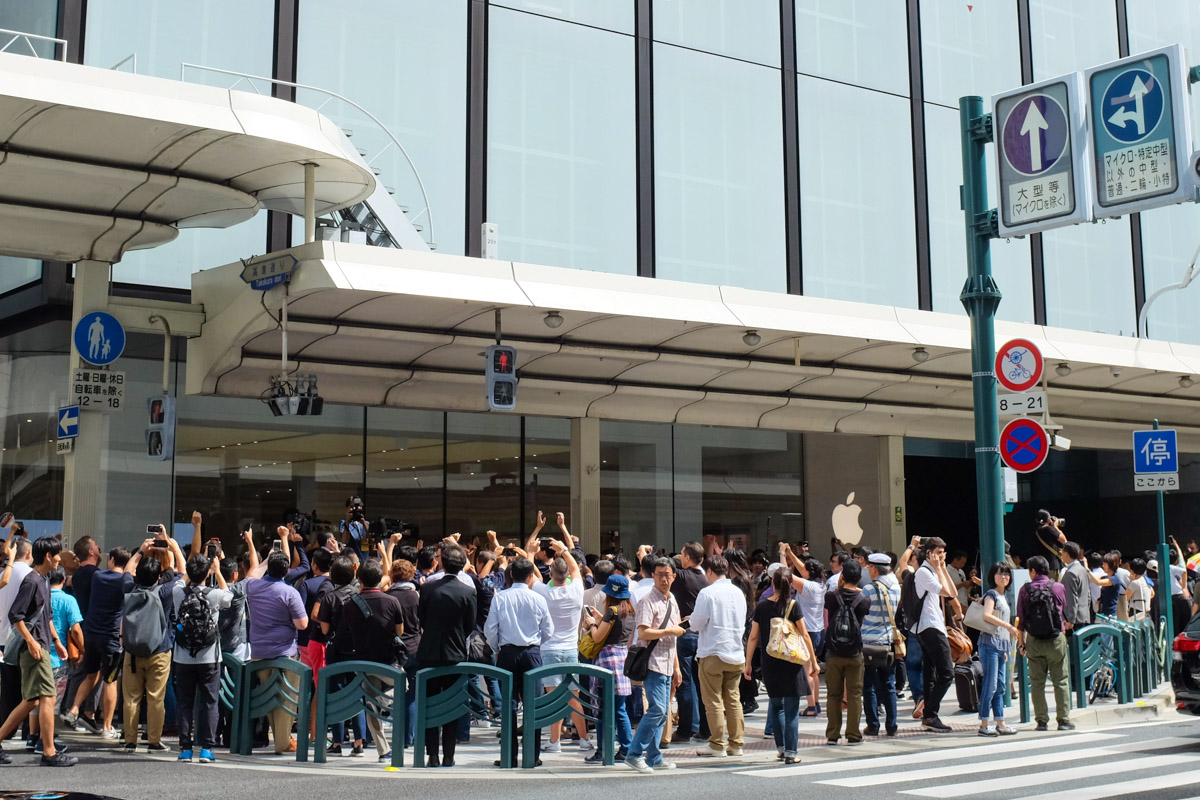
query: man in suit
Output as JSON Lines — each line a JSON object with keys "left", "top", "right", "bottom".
{"left": 417, "top": 543, "right": 476, "bottom": 767}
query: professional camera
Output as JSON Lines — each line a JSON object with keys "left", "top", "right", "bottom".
{"left": 283, "top": 508, "right": 313, "bottom": 539}
{"left": 348, "top": 496, "right": 366, "bottom": 523}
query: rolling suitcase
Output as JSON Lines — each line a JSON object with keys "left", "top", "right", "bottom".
{"left": 955, "top": 658, "right": 983, "bottom": 712}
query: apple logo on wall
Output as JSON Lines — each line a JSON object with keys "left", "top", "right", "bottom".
{"left": 831, "top": 492, "right": 864, "bottom": 546}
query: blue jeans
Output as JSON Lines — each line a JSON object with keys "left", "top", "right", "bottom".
{"left": 904, "top": 630, "right": 924, "bottom": 702}
{"left": 628, "top": 672, "right": 670, "bottom": 766}
{"left": 768, "top": 696, "right": 800, "bottom": 757}
{"left": 978, "top": 640, "right": 1009, "bottom": 722}
{"left": 862, "top": 664, "right": 897, "bottom": 731}
{"left": 675, "top": 632, "right": 700, "bottom": 737}
{"left": 595, "top": 692, "right": 634, "bottom": 752}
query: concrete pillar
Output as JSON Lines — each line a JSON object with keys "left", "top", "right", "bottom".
{"left": 62, "top": 260, "right": 112, "bottom": 550}
{"left": 878, "top": 436, "right": 907, "bottom": 555}
{"left": 570, "top": 418, "right": 600, "bottom": 555}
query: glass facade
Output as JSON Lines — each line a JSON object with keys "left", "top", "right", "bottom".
{"left": 654, "top": 43, "right": 786, "bottom": 293}
{"left": 487, "top": 8, "right": 636, "bottom": 273}
{"left": 920, "top": 0, "right": 1021, "bottom": 108}
{"left": 795, "top": 0, "right": 909, "bottom": 96}
{"left": 491, "top": 0, "right": 632, "bottom": 33}
{"left": 654, "top": 0, "right": 782, "bottom": 66}
{"left": 83, "top": 0, "right": 273, "bottom": 288}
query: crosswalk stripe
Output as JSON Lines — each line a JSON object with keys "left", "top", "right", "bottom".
{"left": 738, "top": 732, "right": 1119, "bottom": 778}
{"left": 1005, "top": 768, "right": 1200, "bottom": 800}
{"left": 816, "top": 737, "right": 1194, "bottom": 788}
{"left": 899, "top": 752, "right": 1195, "bottom": 798}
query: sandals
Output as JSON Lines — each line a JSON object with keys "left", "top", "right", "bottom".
{"left": 801, "top": 703, "right": 821, "bottom": 717}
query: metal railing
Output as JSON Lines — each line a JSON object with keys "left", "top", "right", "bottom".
{"left": 0, "top": 27, "right": 68, "bottom": 61}
{"left": 109, "top": 53, "right": 137, "bottom": 73}
{"left": 179, "top": 62, "right": 435, "bottom": 248}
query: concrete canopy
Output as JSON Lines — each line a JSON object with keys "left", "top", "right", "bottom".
{"left": 0, "top": 52, "right": 374, "bottom": 263}
{"left": 188, "top": 240, "right": 1200, "bottom": 453}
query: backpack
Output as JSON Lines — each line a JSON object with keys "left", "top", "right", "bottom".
{"left": 176, "top": 585, "right": 218, "bottom": 656}
{"left": 827, "top": 591, "right": 862, "bottom": 657}
{"left": 897, "top": 569, "right": 921, "bottom": 633}
{"left": 1024, "top": 581, "right": 1062, "bottom": 640}
{"left": 122, "top": 586, "right": 167, "bottom": 658}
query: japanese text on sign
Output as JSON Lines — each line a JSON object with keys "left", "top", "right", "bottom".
{"left": 1140, "top": 436, "right": 1172, "bottom": 467}
{"left": 72, "top": 369, "right": 125, "bottom": 411}
{"left": 1103, "top": 139, "right": 1173, "bottom": 202}
{"left": 1007, "top": 175, "right": 1071, "bottom": 224}
{"left": 1134, "top": 473, "right": 1178, "bottom": 492}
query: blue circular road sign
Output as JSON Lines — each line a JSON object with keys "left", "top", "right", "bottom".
{"left": 1002, "top": 93, "right": 1069, "bottom": 176}
{"left": 1100, "top": 68, "right": 1163, "bottom": 144}
{"left": 1000, "top": 418, "right": 1050, "bottom": 474}
{"left": 73, "top": 311, "right": 125, "bottom": 366}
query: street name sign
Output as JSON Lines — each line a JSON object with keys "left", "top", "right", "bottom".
{"left": 1087, "top": 44, "right": 1193, "bottom": 219}
{"left": 240, "top": 253, "right": 299, "bottom": 291}
{"left": 993, "top": 73, "right": 1092, "bottom": 236}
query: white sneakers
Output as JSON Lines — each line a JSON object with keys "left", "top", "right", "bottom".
{"left": 696, "top": 745, "right": 727, "bottom": 758}
{"left": 625, "top": 755, "right": 653, "bottom": 774}
{"left": 541, "top": 740, "right": 562, "bottom": 754}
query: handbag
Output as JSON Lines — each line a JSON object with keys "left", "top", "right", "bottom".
{"left": 578, "top": 615, "right": 605, "bottom": 660}
{"left": 875, "top": 580, "right": 906, "bottom": 660}
{"left": 963, "top": 598, "right": 999, "bottom": 636}
{"left": 624, "top": 597, "right": 675, "bottom": 682}
{"left": 861, "top": 643, "right": 893, "bottom": 669}
{"left": 765, "top": 600, "right": 809, "bottom": 665}
{"left": 350, "top": 593, "right": 408, "bottom": 669}
{"left": 946, "top": 625, "right": 973, "bottom": 665}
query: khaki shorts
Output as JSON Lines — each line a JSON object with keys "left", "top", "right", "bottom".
{"left": 19, "top": 647, "right": 55, "bottom": 701}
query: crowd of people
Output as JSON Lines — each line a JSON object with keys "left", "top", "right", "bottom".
{"left": 0, "top": 501, "right": 1190, "bottom": 771}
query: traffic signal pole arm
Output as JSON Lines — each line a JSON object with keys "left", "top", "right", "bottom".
{"left": 960, "top": 96, "right": 1005, "bottom": 573}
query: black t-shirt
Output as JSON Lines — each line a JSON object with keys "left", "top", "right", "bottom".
{"left": 70, "top": 564, "right": 98, "bottom": 617}
{"left": 602, "top": 612, "right": 634, "bottom": 648}
{"left": 315, "top": 584, "right": 353, "bottom": 649}
{"left": 386, "top": 583, "right": 421, "bottom": 655}
{"left": 328, "top": 589, "right": 404, "bottom": 665}
{"left": 297, "top": 575, "right": 332, "bottom": 647}
{"left": 83, "top": 569, "right": 134, "bottom": 644}
{"left": 753, "top": 597, "right": 802, "bottom": 652}
{"left": 671, "top": 568, "right": 707, "bottom": 619}
{"left": 10, "top": 569, "right": 52, "bottom": 648}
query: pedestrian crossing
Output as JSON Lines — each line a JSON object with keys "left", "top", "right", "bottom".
{"left": 738, "top": 725, "right": 1200, "bottom": 799}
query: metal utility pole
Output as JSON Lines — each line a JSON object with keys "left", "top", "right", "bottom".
{"left": 959, "top": 96, "right": 1005, "bottom": 571}
{"left": 1153, "top": 419, "right": 1174, "bottom": 641}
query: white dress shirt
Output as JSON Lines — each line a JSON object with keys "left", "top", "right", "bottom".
{"left": 484, "top": 582, "right": 552, "bottom": 651}
{"left": 689, "top": 578, "right": 747, "bottom": 664}
{"left": 0, "top": 561, "right": 32, "bottom": 644}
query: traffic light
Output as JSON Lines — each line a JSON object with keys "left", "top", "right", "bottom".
{"left": 485, "top": 344, "right": 517, "bottom": 411}
{"left": 145, "top": 395, "right": 176, "bottom": 461}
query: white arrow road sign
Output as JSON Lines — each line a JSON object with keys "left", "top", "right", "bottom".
{"left": 1021, "top": 101, "right": 1049, "bottom": 172}
{"left": 1108, "top": 74, "right": 1148, "bottom": 135}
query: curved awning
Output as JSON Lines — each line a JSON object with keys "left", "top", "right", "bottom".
{"left": 0, "top": 52, "right": 374, "bottom": 263}
{"left": 187, "top": 240, "right": 1200, "bottom": 453}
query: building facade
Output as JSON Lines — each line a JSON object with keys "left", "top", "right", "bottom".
{"left": 3, "top": 0, "right": 1200, "bottom": 559}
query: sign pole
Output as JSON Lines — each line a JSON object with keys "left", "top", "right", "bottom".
{"left": 1153, "top": 418, "right": 1174, "bottom": 641}
{"left": 960, "top": 96, "right": 1005, "bottom": 571}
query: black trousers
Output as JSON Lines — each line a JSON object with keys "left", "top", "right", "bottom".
{"left": 496, "top": 644, "right": 542, "bottom": 767}
{"left": 424, "top": 673, "right": 461, "bottom": 765}
{"left": 176, "top": 662, "right": 221, "bottom": 751}
{"left": 918, "top": 627, "right": 954, "bottom": 721}
{"left": 0, "top": 662, "right": 23, "bottom": 730}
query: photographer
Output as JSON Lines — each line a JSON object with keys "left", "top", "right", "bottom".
{"left": 341, "top": 497, "right": 368, "bottom": 557}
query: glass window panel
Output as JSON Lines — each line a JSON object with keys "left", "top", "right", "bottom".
{"left": 488, "top": 9, "right": 636, "bottom": 273}
{"left": 795, "top": 0, "right": 909, "bottom": 96}
{"left": 600, "top": 421, "right": 673, "bottom": 555}
{"left": 525, "top": 417, "right": 571, "bottom": 533}
{"left": 925, "top": 104, "right": 1034, "bottom": 322}
{"left": 0, "top": 258, "right": 41, "bottom": 296}
{"left": 298, "top": 0, "right": 467, "bottom": 256}
{"left": 446, "top": 413, "right": 522, "bottom": 540}
{"left": 798, "top": 77, "right": 918, "bottom": 307}
{"left": 654, "top": 0, "right": 781, "bottom": 66}
{"left": 673, "top": 425, "right": 803, "bottom": 554}
{"left": 1030, "top": 0, "right": 1118, "bottom": 82}
{"left": 920, "top": 0, "right": 1021, "bottom": 108}
{"left": 1042, "top": 221, "right": 1136, "bottom": 335}
{"left": 490, "top": 0, "right": 632, "bottom": 33}
{"left": 84, "top": 0, "right": 274, "bottom": 289}
{"left": 366, "top": 408, "right": 445, "bottom": 543}
{"left": 0, "top": 1, "right": 58, "bottom": 58}
{"left": 654, "top": 45, "right": 786, "bottom": 292}
{"left": 1127, "top": 0, "right": 1200, "bottom": 344}
{"left": 0, "top": 353, "right": 68, "bottom": 533}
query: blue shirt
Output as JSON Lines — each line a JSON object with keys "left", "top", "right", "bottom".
{"left": 339, "top": 520, "right": 367, "bottom": 556}
{"left": 860, "top": 574, "right": 901, "bottom": 646}
{"left": 484, "top": 583, "right": 552, "bottom": 651}
{"left": 50, "top": 588, "right": 82, "bottom": 669}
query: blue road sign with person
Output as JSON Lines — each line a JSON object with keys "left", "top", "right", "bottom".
{"left": 57, "top": 406, "right": 80, "bottom": 440}
{"left": 1133, "top": 429, "right": 1177, "bottom": 474}
{"left": 72, "top": 311, "right": 125, "bottom": 366}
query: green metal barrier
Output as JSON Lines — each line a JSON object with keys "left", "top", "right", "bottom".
{"left": 520, "top": 664, "right": 615, "bottom": 769}
{"left": 232, "top": 658, "right": 312, "bottom": 760}
{"left": 220, "top": 653, "right": 248, "bottom": 754}
{"left": 413, "top": 665, "right": 513, "bottom": 769}
{"left": 1014, "top": 652, "right": 1031, "bottom": 723}
{"left": 1069, "top": 623, "right": 1130, "bottom": 708}
{"left": 313, "top": 661, "right": 406, "bottom": 768}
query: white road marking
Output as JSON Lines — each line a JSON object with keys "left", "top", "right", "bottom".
{"left": 1006, "top": 768, "right": 1200, "bottom": 800}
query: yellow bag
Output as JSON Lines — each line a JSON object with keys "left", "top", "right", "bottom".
{"left": 766, "top": 600, "right": 809, "bottom": 665}
{"left": 579, "top": 622, "right": 604, "bottom": 660}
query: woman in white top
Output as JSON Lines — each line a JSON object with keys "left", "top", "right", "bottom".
{"left": 779, "top": 545, "right": 826, "bottom": 716}
{"left": 1126, "top": 558, "right": 1154, "bottom": 621}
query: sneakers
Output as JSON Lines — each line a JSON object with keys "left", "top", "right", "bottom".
{"left": 123, "top": 742, "right": 138, "bottom": 753}
{"left": 0, "top": 750, "right": 10, "bottom": 765}
{"left": 577, "top": 737, "right": 595, "bottom": 752}
{"left": 541, "top": 740, "right": 562, "bottom": 754}
{"left": 327, "top": 743, "right": 343, "bottom": 756}
{"left": 726, "top": 747, "right": 744, "bottom": 757}
{"left": 58, "top": 711, "right": 78, "bottom": 730}
{"left": 100, "top": 728, "right": 121, "bottom": 740}
{"left": 696, "top": 746, "right": 727, "bottom": 758}
{"left": 784, "top": 756, "right": 800, "bottom": 764}
{"left": 921, "top": 718, "right": 952, "bottom": 732}
{"left": 147, "top": 743, "right": 170, "bottom": 753}
{"left": 198, "top": 749, "right": 215, "bottom": 763}
{"left": 996, "top": 725, "right": 1018, "bottom": 736}
{"left": 863, "top": 726, "right": 880, "bottom": 737}
{"left": 652, "top": 761, "right": 676, "bottom": 770}
{"left": 41, "top": 752, "right": 77, "bottom": 767}
{"left": 35, "top": 739, "right": 66, "bottom": 756}
{"left": 911, "top": 700, "right": 925, "bottom": 720}
{"left": 76, "top": 716, "right": 99, "bottom": 734}
{"left": 379, "top": 751, "right": 393, "bottom": 763}
{"left": 1035, "top": 722, "right": 1049, "bottom": 731}
{"left": 978, "top": 726, "right": 998, "bottom": 737}
{"left": 1057, "top": 721, "right": 1076, "bottom": 731}
{"left": 178, "top": 750, "right": 193, "bottom": 762}
{"left": 350, "top": 744, "right": 365, "bottom": 757}
{"left": 624, "top": 755, "right": 653, "bottom": 774}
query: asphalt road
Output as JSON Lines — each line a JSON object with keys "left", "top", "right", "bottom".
{"left": 4, "top": 717, "right": 1200, "bottom": 800}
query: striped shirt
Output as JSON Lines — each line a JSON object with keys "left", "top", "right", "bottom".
{"left": 860, "top": 573, "right": 901, "bottom": 646}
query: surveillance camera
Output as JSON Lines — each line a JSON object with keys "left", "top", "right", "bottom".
{"left": 1110, "top": 366, "right": 1121, "bottom": 378}
{"left": 1051, "top": 434, "right": 1072, "bottom": 452}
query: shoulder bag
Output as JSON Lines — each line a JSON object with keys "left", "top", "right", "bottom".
{"left": 624, "top": 597, "right": 675, "bottom": 682}
{"left": 964, "top": 593, "right": 1000, "bottom": 635}
{"left": 351, "top": 592, "right": 408, "bottom": 669}
{"left": 860, "top": 581, "right": 897, "bottom": 669}
{"left": 578, "top": 612, "right": 606, "bottom": 660}
{"left": 765, "top": 599, "right": 809, "bottom": 665}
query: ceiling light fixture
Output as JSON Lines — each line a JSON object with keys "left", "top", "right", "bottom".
{"left": 1056, "top": 363, "right": 1072, "bottom": 377}
{"left": 1181, "top": 375, "right": 1194, "bottom": 389}
{"left": 742, "top": 330, "right": 761, "bottom": 347}
{"left": 912, "top": 347, "right": 930, "bottom": 364}
{"left": 543, "top": 310, "right": 564, "bottom": 329}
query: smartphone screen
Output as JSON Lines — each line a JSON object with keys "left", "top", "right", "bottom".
{"left": 272, "top": 539, "right": 282, "bottom": 552}
{"left": 146, "top": 524, "right": 158, "bottom": 534}
{"left": 0, "top": 512, "right": 12, "bottom": 529}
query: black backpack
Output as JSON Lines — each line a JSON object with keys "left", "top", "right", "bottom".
{"left": 176, "top": 585, "right": 218, "bottom": 656}
{"left": 898, "top": 568, "right": 922, "bottom": 633}
{"left": 827, "top": 591, "right": 862, "bottom": 657}
{"left": 1024, "top": 582, "right": 1062, "bottom": 639}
